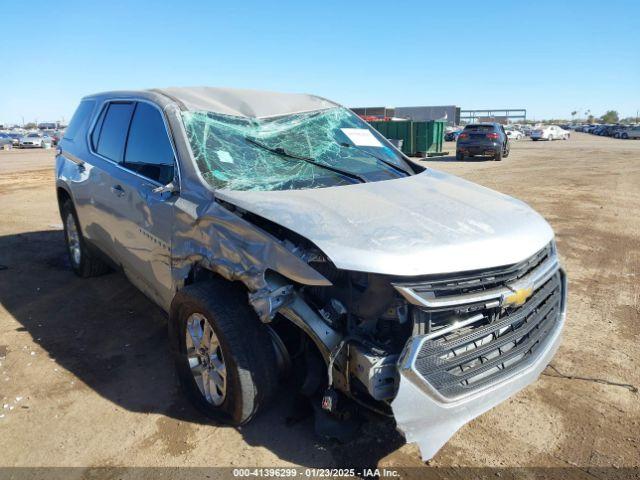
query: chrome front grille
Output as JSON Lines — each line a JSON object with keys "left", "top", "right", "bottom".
{"left": 394, "top": 242, "right": 557, "bottom": 310}
{"left": 406, "top": 242, "right": 553, "bottom": 299}
{"left": 413, "top": 272, "right": 562, "bottom": 397}
{"left": 393, "top": 242, "right": 565, "bottom": 399}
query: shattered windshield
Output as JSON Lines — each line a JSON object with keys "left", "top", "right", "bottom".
{"left": 182, "top": 107, "right": 413, "bottom": 191}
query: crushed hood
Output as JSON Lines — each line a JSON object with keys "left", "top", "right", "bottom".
{"left": 215, "top": 170, "right": 554, "bottom": 277}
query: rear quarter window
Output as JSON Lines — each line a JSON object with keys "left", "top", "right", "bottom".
{"left": 91, "top": 105, "right": 107, "bottom": 149}
{"left": 63, "top": 100, "right": 96, "bottom": 141}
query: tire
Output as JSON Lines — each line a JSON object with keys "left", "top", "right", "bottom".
{"left": 169, "top": 279, "right": 278, "bottom": 425}
{"left": 494, "top": 150, "right": 503, "bottom": 161}
{"left": 622, "top": 133, "right": 628, "bottom": 139}
{"left": 456, "top": 152, "right": 464, "bottom": 161}
{"left": 503, "top": 143, "right": 510, "bottom": 158}
{"left": 61, "top": 200, "right": 110, "bottom": 277}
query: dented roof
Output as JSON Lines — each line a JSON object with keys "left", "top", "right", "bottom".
{"left": 152, "top": 86, "right": 340, "bottom": 118}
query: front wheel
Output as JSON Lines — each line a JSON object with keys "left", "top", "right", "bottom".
{"left": 622, "top": 133, "right": 629, "bottom": 139}
{"left": 170, "top": 280, "right": 278, "bottom": 425}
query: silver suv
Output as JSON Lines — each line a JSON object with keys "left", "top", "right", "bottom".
{"left": 55, "top": 87, "right": 567, "bottom": 459}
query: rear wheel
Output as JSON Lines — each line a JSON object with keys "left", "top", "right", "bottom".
{"left": 61, "top": 200, "right": 110, "bottom": 277}
{"left": 622, "top": 133, "right": 629, "bottom": 139}
{"left": 170, "top": 279, "right": 278, "bottom": 425}
{"left": 494, "top": 150, "right": 503, "bottom": 161}
{"left": 456, "top": 152, "right": 464, "bottom": 161}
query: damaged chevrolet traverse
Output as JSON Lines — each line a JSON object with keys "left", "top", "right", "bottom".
{"left": 56, "top": 87, "right": 567, "bottom": 459}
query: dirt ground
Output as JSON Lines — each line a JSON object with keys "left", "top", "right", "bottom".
{"left": 0, "top": 134, "right": 638, "bottom": 472}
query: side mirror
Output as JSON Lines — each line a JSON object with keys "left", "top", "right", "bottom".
{"left": 152, "top": 181, "right": 179, "bottom": 195}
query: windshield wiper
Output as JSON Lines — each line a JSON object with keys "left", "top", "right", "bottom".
{"left": 337, "top": 142, "right": 412, "bottom": 177}
{"left": 244, "top": 137, "right": 366, "bottom": 184}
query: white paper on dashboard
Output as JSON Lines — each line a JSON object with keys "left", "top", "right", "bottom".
{"left": 216, "top": 150, "right": 234, "bottom": 163}
{"left": 340, "top": 128, "right": 383, "bottom": 147}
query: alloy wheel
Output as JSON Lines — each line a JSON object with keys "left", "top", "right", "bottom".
{"left": 65, "top": 213, "right": 81, "bottom": 267}
{"left": 185, "top": 313, "right": 227, "bottom": 406}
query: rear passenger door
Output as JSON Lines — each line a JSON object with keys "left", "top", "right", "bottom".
{"left": 91, "top": 100, "right": 177, "bottom": 310}
{"left": 86, "top": 101, "right": 136, "bottom": 261}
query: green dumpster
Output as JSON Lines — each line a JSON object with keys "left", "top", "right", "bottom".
{"left": 368, "top": 120, "right": 447, "bottom": 157}
{"left": 369, "top": 120, "right": 413, "bottom": 156}
{"left": 416, "top": 120, "right": 446, "bottom": 156}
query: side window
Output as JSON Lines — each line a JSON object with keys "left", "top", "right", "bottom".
{"left": 123, "top": 102, "right": 175, "bottom": 184}
{"left": 96, "top": 102, "right": 135, "bottom": 162}
{"left": 63, "top": 100, "right": 96, "bottom": 141}
{"left": 91, "top": 105, "right": 107, "bottom": 149}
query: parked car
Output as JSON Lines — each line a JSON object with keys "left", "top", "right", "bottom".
{"left": 612, "top": 126, "right": 630, "bottom": 138}
{"left": 621, "top": 125, "right": 640, "bottom": 139}
{"left": 456, "top": 122, "right": 510, "bottom": 160}
{"left": 19, "top": 132, "right": 46, "bottom": 148}
{"left": 605, "top": 125, "right": 625, "bottom": 137}
{"left": 0, "top": 133, "right": 15, "bottom": 148}
{"left": 56, "top": 87, "right": 566, "bottom": 461}
{"left": 7, "top": 132, "right": 22, "bottom": 146}
{"left": 444, "top": 129, "right": 461, "bottom": 141}
{"left": 505, "top": 129, "right": 524, "bottom": 140}
{"left": 593, "top": 125, "right": 612, "bottom": 136}
{"left": 531, "top": 125, "right": 570, "bottom": 141}
{"left": 41, "top": 129, "right": 63, "bottom": 145}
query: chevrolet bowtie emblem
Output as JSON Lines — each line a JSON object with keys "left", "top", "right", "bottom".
{"left": 504, "top": 285, "right": 534, "bottom": 307}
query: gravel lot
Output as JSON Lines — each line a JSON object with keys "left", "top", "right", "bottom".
{"left": 0, "top": 134, "right": 638, "bottom": 472}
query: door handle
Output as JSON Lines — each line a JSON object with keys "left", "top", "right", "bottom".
{"left": 110, "top": 184, "right": 125, "bottom": 197}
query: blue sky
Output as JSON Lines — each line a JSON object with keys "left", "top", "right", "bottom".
{"left": 1, "top": 0, "right": 638, "bottom": 125}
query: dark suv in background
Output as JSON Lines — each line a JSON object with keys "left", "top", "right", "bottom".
{"left": 456, "top": 123, "right": 510, "bottom": 161}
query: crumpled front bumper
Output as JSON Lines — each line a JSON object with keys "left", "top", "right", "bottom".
{"left": 391, "top": 270, "right": 567, "bottom": 460}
